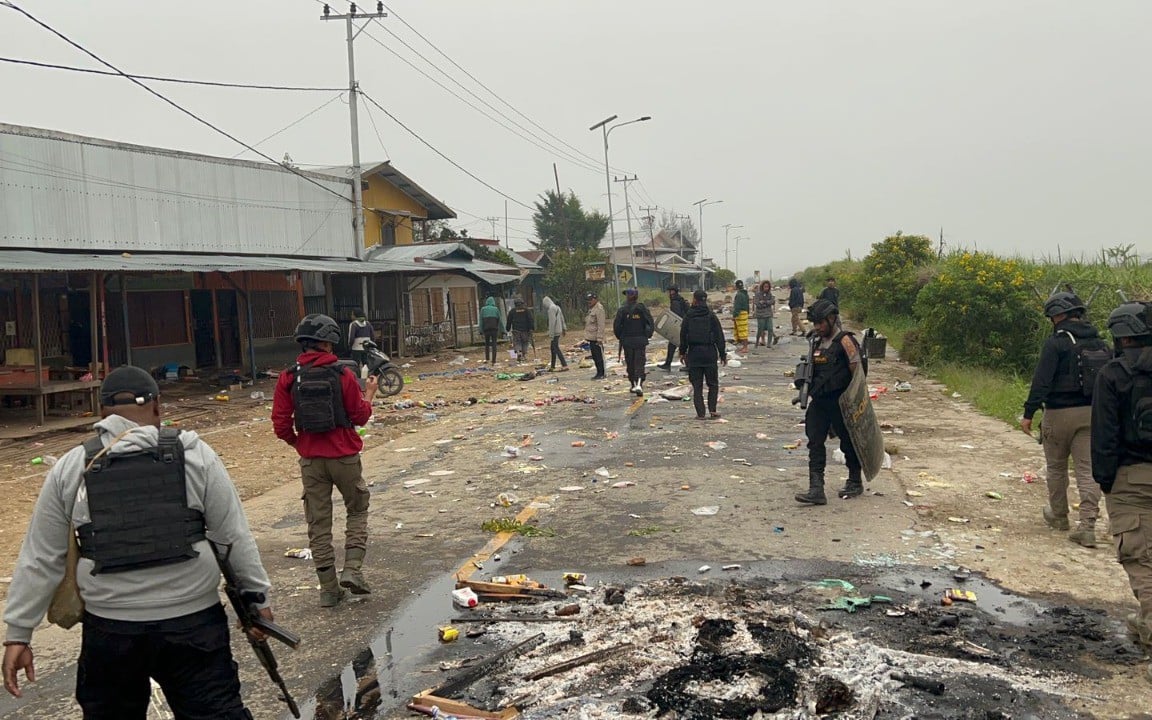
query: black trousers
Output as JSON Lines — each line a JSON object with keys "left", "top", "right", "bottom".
{"left": 806, "top": 395, "right": 861, "bottom": 476}
{"left": 76, "top": 604, "right": 252, "bottom": 720}
{"left": 589, "top": 341, "right": 605, "bottom": 376}
{"left": 688, "top": 365, "right": 719, "bottom": 416}
{"left": 351, "top": 349, "right": 368, "bottom": 369}
{"left": 623, "top": 345, "right": 647, "bottom": 384}
{"left": 549, "top": 336, "right": 567, "bottom": 368}
{"left": 664, "top": 343, "right": 679, "bottom": 366}
{"left": 483, "top": 329, "right": 499, "bottom": 363}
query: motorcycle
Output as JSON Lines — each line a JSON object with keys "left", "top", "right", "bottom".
{"left": 357, "top": 339, "right": 405, "bottom": 397}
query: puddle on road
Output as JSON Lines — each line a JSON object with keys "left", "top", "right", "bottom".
{"left": 296, "top": 558, "right": 1139, "bottom": 720}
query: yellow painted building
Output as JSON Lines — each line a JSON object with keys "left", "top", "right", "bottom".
{"left": 360, "top": 161, "right": 456, "bottom": 247}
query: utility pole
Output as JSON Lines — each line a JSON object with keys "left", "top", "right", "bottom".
{"left": 322, "top": 2, "right": 387, "bottom": 260}
{"left": 938, "top": 226, "right": 945, "bottom": 258}
{"left": 693, "top": 199, "right": 723, "bottom": 291}
{"left": 675, "top": 213, "right": 690, "bottom": 286}
{"left": 723, "top": 223, "right": 743, "bottom": 271}
{"left": 486, "top": 216, "right": 500, "bottom": 243}
{"left": 639, "top": 205, "right": 658, "bottom": 271}
{"left": 613, "top": 175, "right": 638, "bottom": 286}
{"left": 504, "top": 200, "right": 509, "bottom": 249}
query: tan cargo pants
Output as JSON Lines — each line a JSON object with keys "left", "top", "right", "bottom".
{"left": 300, "top": 455, "right": 370, "bottom": 570}
{"left": 790, "top": 307, "right": 804, "bottom": 334}
{"left": 1108, "top": 464, "right": 1152, "bottom": 633}
{"left": 1041, "top": 405, "right": 1099, "bottom": 525}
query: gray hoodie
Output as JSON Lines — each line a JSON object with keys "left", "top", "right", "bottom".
{"left": 543, "top": 297, "right": 566, "bottom": 338}
{"left": 4, "top": 414, "right": 271, "bottom": 643}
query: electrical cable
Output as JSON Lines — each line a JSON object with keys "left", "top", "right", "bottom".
{"left": 232, "top": 91, "right": 346, "bottom": 159}
{"left": 1, "top": 1, "right": 353, "bottom": 205}
{"left": 359, "top": 90, "right": 533, "bottom": 211}
{"left": 0, "top": 55, "right": 347, "bottom": 91}
{"left": 358, "top": 93, "right": 391, "bottom": 161}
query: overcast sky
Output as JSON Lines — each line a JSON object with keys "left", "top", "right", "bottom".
{"left": 2, "top": 0, "right": 1149, "bottom": 277}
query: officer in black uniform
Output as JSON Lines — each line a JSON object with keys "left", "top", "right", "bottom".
{"left": 1091, "top": 301, "right": 1152, "bottom": 662}
{"left": 795, "top": 299, "right": 864, "bottom": 505}
{"left": 658, "top": 285, "right": 690, "bottom": 371}
{"left": 613, "top": 287, "right": 655, "bottom": 396}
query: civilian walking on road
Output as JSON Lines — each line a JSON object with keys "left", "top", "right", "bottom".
{"left": 680, "top": 289, "right": 728, "bottom": 420}
{"left": 273, "top": 314, "right": 377, "bottom": 607}
{"left": 506, "top": 298, "right": 534, "bottom": 363}
{"left": 543, "top": 296, "right": 569, "bottom": 371}
{"left": 614, "top": 287, "right": 655, "bottom": 396}
{"left": 347, "top": 309, "right": 373, "bottom": 371}
{"left": 753, "top": 280, "right": 777, "bottom": 348}
{"left": 584, "top": 292, "right": 607, "bottom": 380}
{"left": 658, "top": 285, "right": 690, "bottom": 371}
{"left": 1091, "top": 301, "right": 1152, "bottom": 675}
{"left": 3, "top": 366, "right": 274, "bottom": 718}
{"left": 788, "top": 278, "right": 805, "bottom": 335}
{"left": 480, "top": 296, "right": 502, "bottom": 364}
{"left": 732, "top": 280, "right": 750, "bottom": 353}
{"left": 1023, "top": 292, "right": 1110, "bottom": 547}
{"left": 818, "top": 277, "right": 840, "bottom": 307}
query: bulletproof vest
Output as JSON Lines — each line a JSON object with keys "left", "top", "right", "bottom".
{"left": 76, "top": 428, "right": 205, "bottom": 575}
{"left": 809, "top": 331, "right": 857, "bottom": 398}
{"left": 1053, "top": 330, "right": 1111, "bottom": 399}
{"left": 291, "top": 361, "right": 351, "bottom": 433}
{"left": 684, "top": 313, "right": 714, "bottom": 347}
{"left": 618, "top": 305, "right": 649, "bottom": 338}
{"left": 1121, "top": 359, "right": 1152, "bottom": 450}
{"left": 508, "top": 308, "right": 533, "bottom": 331}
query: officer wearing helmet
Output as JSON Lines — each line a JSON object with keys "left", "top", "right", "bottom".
{"left": 795, "top": 299, "right": 865, "bottom": 505}
{"left": 272, "top": 314, "right": 378, "bottom": 607}
{"left": 1022, "top": 292, "right": 1110, "bottom": 547}
{"left": 1092, "top": 301, "right": 1152, "bottom": 667}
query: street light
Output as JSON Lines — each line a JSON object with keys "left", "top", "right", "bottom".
{"left": 733, "top": 236, "right": 748, "bottom": 282}
{"left": 723, "top": 224, "right": 743, "bottom": 271}
{"left": 590, "top": 114, "right": 651, "bottom": 295}
{"left": 692, "top": 198, "right": 723, "bottom": 291}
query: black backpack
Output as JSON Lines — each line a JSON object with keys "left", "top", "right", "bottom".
{"left": 1058, "top": 331, "right": 1112, "bottom": 399}
{"left": 1122, "top": 359, "right": 1152, "bottom": 447}
{"left": 684, "top": 313, "right": 714, "bottom": 347}
{"left": 291, "top": 361, "right": 351, "bottom": 433}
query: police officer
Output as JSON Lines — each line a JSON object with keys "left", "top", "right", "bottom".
{"left": 658, "top": 285, "right": 690, "bottom": 371}
{"left": 680, "top": 289, "right": 728, "bottom": 419}
{"left": 1022, "top": 292, "right": 1111, "bottom": 546}
{"left": 3, "top": 366, "right": 273, "bottom": 718}
{"left": 584, "top": 292, "right": 607, "bottom": 380}
{"left": 795, "top": 299, "right": 864, "bottom": 505}
{"left": 614, "top": 287, "right": 655, "bottom": 396}
{"left": 1091, "top": 301, "right": 1152, "bottom": 668}
{"left": 273, "top": 314, "right": 377, "bottom": 607}
{"left": 506, "top": 297, "right": 535, "bottom": 363}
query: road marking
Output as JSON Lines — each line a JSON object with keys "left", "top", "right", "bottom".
{"left": 454, "top": 499, "right": 546, "bottom": 581}
{"left": 625, "top": 396, "right": 645, "bottom": 416}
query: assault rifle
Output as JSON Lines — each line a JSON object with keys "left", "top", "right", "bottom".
{"left": 211, "top": 542, "right": 302, "bottom": 718}
{"left": 792, "top": 333, "right": 816, "bottom": 410}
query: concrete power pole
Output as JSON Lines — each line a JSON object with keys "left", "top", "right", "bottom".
{"left": 639, "top": 205, "right": 658, "bottom": 271}
{"left": 613, "top": 175, "right": 638, "bottom": 286}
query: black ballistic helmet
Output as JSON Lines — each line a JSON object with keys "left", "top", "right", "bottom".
{"left": 1043, "top": 291, "right": 1086, "bottom": 318}
{"left": 806, "top": 299, "right": 839, "bottom": 323}
{"left": 1107, "top": 301, "right": 1152, "bottom": 339}
{"left": 294, "top": 313, "right": 341, "bottom": 344}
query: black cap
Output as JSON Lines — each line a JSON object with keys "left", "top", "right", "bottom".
{"left": 100, "top": 365, "right": 160, "bottom": 407}
{"left": 693, "top": 289, "right": 708, "bottom": 301}
{"left": 624, "top": 287, "right": 639, "bottom": 296}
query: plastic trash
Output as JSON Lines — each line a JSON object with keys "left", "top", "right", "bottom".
{"left": 594, "top": 467, "right": 611, "bottom": 478}
{"left": 894, "top": 380, "right": 912, "bottom": 392}
{"left": 496, "top": 492, "right": 519, "bottom": 507}
{"left": 882, "top": 452, "right": 893, "bottom": 469}
{"left": 833, "top": 448, "right": 846, "bottom": 464}
{"left": 727, "top": 359, "right": 742, "bottom": 368}
{"left": 705, "top": 441, "right": 727, "bottom": 450}
{"left": 29, "top": 457, "right": 43, "bottom": 466}
{"left": 250, "top": 391, "right": 265, "bottom": 400}
{"left": 502, "top": 446, "right": 520, "bottom": 458}
{"left": 691, "top": 506, "right": 720, "bottom": 516}
{"left": 438, "top": 626, "right": 459, "bottom": 643}
{"left": 451, "top": 587, "right": 479, "bottom": 608}
{"left": 284, "top": 548, "right": 313, "bottom": 560}
{"left": 422, "top": 413, "right": 439, "bottom": 422}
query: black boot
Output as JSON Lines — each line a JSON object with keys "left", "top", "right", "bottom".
{"left": 839, "top": 470, "right": 864, "bottom": 499}
{"left": 795, "top": 472, "right": 827, "bottom": 505}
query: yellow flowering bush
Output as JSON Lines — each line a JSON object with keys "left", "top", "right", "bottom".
{"left": 857, "top": 233, "right": 936, "bottom": 317}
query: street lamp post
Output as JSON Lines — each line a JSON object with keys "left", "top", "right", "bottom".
{"left": 723, "top": 224, "right": 743, "bottom": 271}
{"left": 733, "top": 236, "right": 747, "bottom": 282}
{"left": 590, "top": 114, "right": 651, "bottom": 296}
{"left": 692, "top": 198, "right": 723, "bottom": 291}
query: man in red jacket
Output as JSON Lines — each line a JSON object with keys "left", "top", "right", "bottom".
{"left": 273, "top": 314, "right": 378, "bottom": 607}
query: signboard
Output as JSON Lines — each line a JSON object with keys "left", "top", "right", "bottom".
{"left": 585, "top": 267, "right": 606, "bottom": 281}
{"left": 618, "top": 270, "right": 633, "bottom": 284}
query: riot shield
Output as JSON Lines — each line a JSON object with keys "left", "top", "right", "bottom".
{"left": 837, "top": 362, "right": 885, "bottom": 480}
{"left": 654, "top": 309, "right": 683, "bottom": 345}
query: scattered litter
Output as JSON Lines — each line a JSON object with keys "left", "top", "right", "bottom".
{"left": 502, "top": 446, "right": 520, "bottom": 458}
{"left": 998, "top": 471, "right": 1014, "bottom": 477}
{"left": 755, "top": 432, "right": 769, "bottom": 440}
{"left": 691, "top": 506, "right": 720, "bottom": 516}
{"left": 833, "top": 448, "right": 846, "bottom": 464}
{"left": 727, "top": 359, "right": 742, "bottom": 368}
{"left": 906, "top": 490, "right": 924, "bottom": 498}
{"left": 815, "top": 579, "right": 856, "bottom": 592}
{"left": 594, "top": 466, "right": 612, "bottom": 478}
{"left": 402, "top": 478, "right": 431, "bottom": 489}
{"left": 284, "top": 548, "right": 313, "bottom": 560}
{"left": 945, "top": 588, "right": 977, "bottom": 603}
{"left": 822, "top": 595, "right": 893, "bottom": 613}
{"left": 985, "top": 491, "right": 1004, "bottom": 500}
{"left": 1022, "top": 472, "right": 1037, "bottom": 483}
{"left": 951, "top": 392, "right": 962, "bottom": 398}
{"left": 604, "top": 431, "right": 619, "bottom": 440}
{"left": 555, "top": 604, "right": 581, "bottom": 617}
{"left": 528, "top": 455, "right": 544, "bottom": 462}
{"left": 626, "top": 557, "right": 646, "bottom": 566}
{"left": 721, "top": 564, "right": 742, "bottom": 571}
{"left": 559, "top": 486, "right": 585, "bottom": 492}
{"left": 429, "top": 470, "right": 455, "bottom": 477}
{"left": 451, "top": 587, "right": 479, "bottom": 608}
{"left": 698, "top": 565, "right": 711, "bottom": 573}
{"left": 571, "top": 441, "right": 587, "bottom": 448}
{"left": 250, "top": 391, "right": 265, "bottom": 400}
{"left": 894, "top": 380, "right": 912, "bottom": 392}
{"left": 496, "top": 492, "right": 519, "bottom": 507}
{"left": 563, "top": 572, "right": 587, "bottom": 585}
{"left": 882, "top": 452, "right": 893, "bottom": 469}
{"left": 448, "top": 355, "right": 468, "bottom": 365}
{"left": 504, "top": 404, "right": 537, "bottom": 413}
{"left": 393, "top": 447, "right": 417, "bottom": 453}
{"left": 705, "top": 441, "right": 727, "bottom": 450}
{"left": 611, "top": 481, "right": 636, "bottom": 489}
{"left": 948, "top": 517, "right": 971, "bottom": 524}
{"left": 438, "top": 626, "right": 459, "bottom": 643}
{"left": 659, "top": 386, "right": 693, "bottom": 401}
{"left": 959, "top": 444, "right": 976, "bottom": 450}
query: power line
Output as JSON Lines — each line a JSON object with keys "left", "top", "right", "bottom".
{"left": 377, "top": 2, "right": 622, "bottom": 173}
{"left": 359, "top": 93, "right": 391, "bottom": 161}
{"left": 233, "top": 91, "right": 346, "bottom": 159}
{"left": 0, "top": 55, "right": 346, "bottom": 92}
{"left": 358, "top": 25, "right": 602, "bottom": 175}
{"left": 359, "top": 90, "right": 532, "bottom": 211}
{"left": 1, "top": 1, "right": 353, "bottom": 205}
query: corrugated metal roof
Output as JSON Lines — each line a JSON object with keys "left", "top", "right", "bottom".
{"left": 367, "top": 242, "right": 473, "bottom": 263}
{"left": 0, "top": 123, "right": 357, "bottom": 258}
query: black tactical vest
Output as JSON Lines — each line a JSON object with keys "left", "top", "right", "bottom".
{"left": 809, "top": 331, "right": 858, "bottom": 399}
{"left": 77, "top": 428, "right": 205, "bottom": 575}
{"left": 291, "top": 361, "right": 351, "bottom": 433}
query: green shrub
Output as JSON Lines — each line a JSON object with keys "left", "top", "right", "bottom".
{"left": 856, "top": 233, "right": 936, "bottom": 317}
{"left": 913, "top": 251, "right": 1042, "bottom": 375}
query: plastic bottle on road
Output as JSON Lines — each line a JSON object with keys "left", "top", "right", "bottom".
{"left": 451, "top": 587, "right": 479, "bottom": 608}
